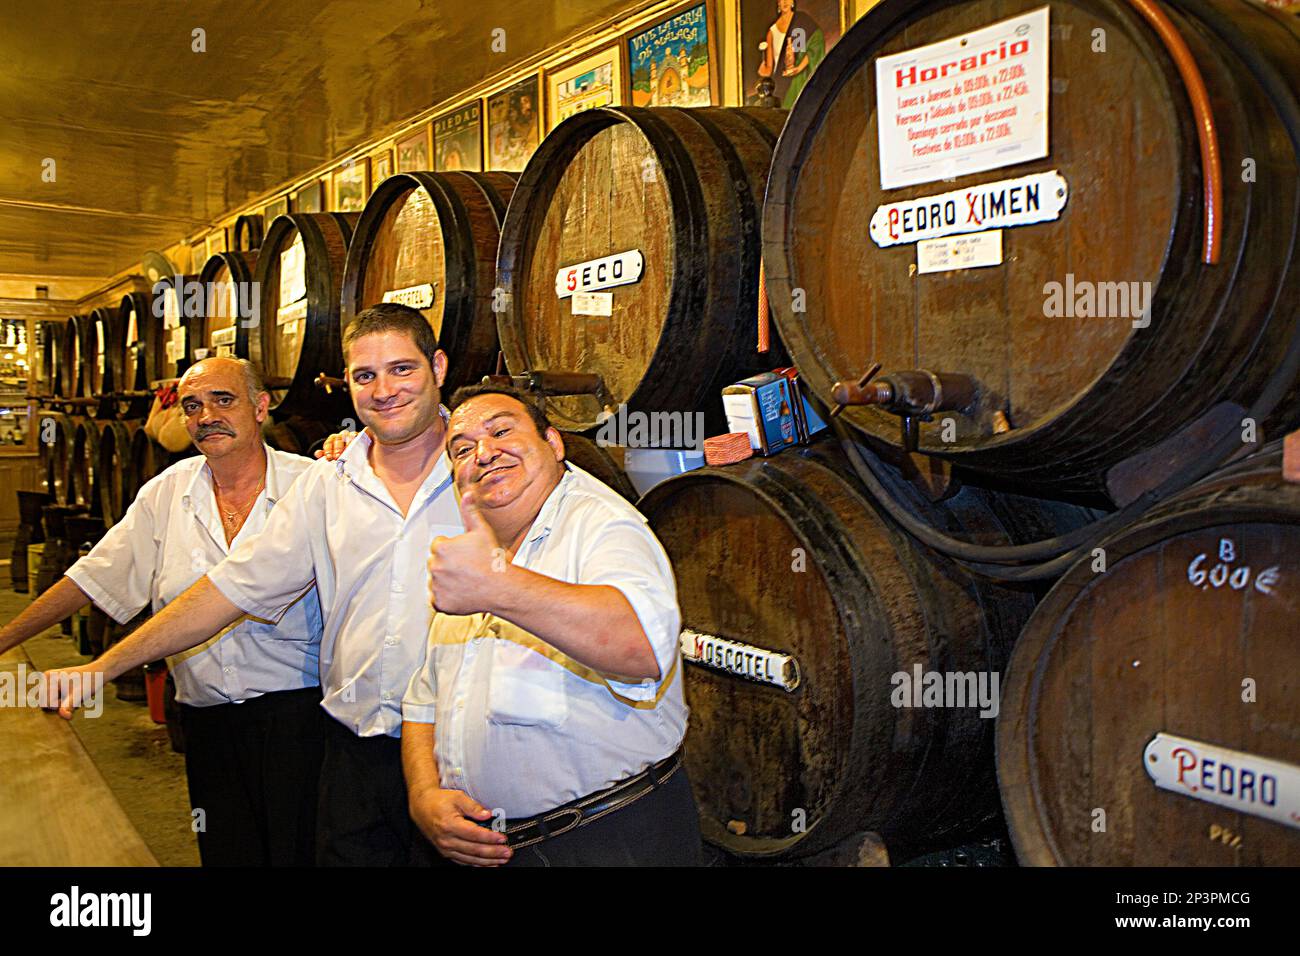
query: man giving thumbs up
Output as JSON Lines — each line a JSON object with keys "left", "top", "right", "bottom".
{"left": 402, "top": 384, "right": 698, "bottom": 867}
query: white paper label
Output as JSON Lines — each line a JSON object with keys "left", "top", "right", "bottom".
{"left": 382, "top": 283, "right": 436, "bottom": 309}
{"left": 871, "top": 170, "right": 1067, "bottom": 247}
{"left": 721, "top": 393, "right": 761, "bottom": 450}
{"left": 170, "top": 327, "right": 185, "bottom": 350}
{"left": 680, "top": 629, "right": 800, "bottom": 692}
{"left": 164, "top": 340, "right": 177, "bottom": 362}
{"left": 163, "top": 288, "right": 180, "bottom": 330}
{"left": 210, "top": 326, "right": 238, "bottom": 348}
{"left": 1143, "top": 732, "right": 1300, "bottom": 831}
{"left": 555, "top": 250, "right": 644, "bottom": 298}
{"left": 876, "top": 6, "right": 1050, "bottom": 190}
{"left": 917, "top": 230, "right": 1004, "bottom": 274}
{"left": 571, "top": 291, "right": 613, "bottom": 317}
{"left": 280, "top": 236, "right": 306, "bottom": 305}
{"left": 277, "top": 297, "right": 308, "bottom": 326}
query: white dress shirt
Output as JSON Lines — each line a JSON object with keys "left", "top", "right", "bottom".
{"left": 66, "top": 446, "right": 323, "bottom": 707}
{"left": 208, "top": 427, "right": 462, "bottom": 737}
{"left": 402, "top": 463, "right": 687, "bottom": 818}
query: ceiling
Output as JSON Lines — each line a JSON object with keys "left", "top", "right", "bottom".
{"left": 0, "top": 0, "right": 632, "bottom": 280}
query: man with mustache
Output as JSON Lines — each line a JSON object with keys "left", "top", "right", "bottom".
{"left": 3, "top": 357, "right": 324, "bottom": 866}
{"left": 401, "top": 385, "right": 699, "bottom": 866}
{"left": 43, "top": 304, "right": 463, "bottom": 866}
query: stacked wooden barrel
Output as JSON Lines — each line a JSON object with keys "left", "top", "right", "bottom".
{"left": 998, "top": 443, "right": 1300, "bottom": 865}
{"left": 495, "top": 107, "right": 788, "bottom": 435}
{"left": 341, "top": 171, "right": 518, "bottom": 397}
{"left": 251, "top": 212, "right": 358, "bottom": 438}
{"left": 762, "top": 0, "right": 1300, "bottom": 503}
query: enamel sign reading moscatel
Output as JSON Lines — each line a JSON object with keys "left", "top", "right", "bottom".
{"left": 870, "top": 170, "right": 1068, "bottom": 247}
{"left": 679, "top": 628, "right": 800, "bottom": 692}
{"left": 1143, "top": 732, "right": 1300, "bottom": 830}
{"left": 382, "top": 283, "right": 435, "bottom": 309}
{"left": 555, "top": 250, "right": 644, "bottom": 299}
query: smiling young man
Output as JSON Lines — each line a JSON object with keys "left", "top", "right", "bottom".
{"left": 3, "top": 357, "right": 324, "bottom": 866}
{"left": 43, "top": 304, "right": 463, "bottom": 866}
{"left": 401, "top": 384, "right": 699, "bottom": 867}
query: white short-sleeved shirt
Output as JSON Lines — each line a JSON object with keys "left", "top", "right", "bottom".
{"left": 402, "top": 463, "right": 687, "bottom": 818}
{"left": 66, "top": 446, "right": 323, "bottom": 707}
{"left": 208, "top": 428, "right": 463, "bottom": 737}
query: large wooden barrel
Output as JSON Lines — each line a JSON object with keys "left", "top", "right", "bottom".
{"left": 233, "top": 213, "right": 264, "bottom": 252}
{"left": 998, "top": 443, "right": 1300, "bottom": 866}
{"left": 85, "top": 307, "right": 114, "bottom": 403}
{"left": 639, "top": 447, "right": 1086, "bottom": 860}
{"left": 108, "top": 292, "right": 157, "bottom": 418}
{"left": 341, "top": 171, "right": 518, "bottom": 397}
{"left": 60, "top": 316, "right": 88, "bottom": 398}
{"left": 71, "top": 418, "right": 101, "bottom": 517}
{"left": 130, "top": 425, "right": 166, "bottom": 488}
{"left": 151, "top": 275, "right": 194, "bottom": 381}
{"left": 195, "top": 251, "right": 259, "bottom": 360}
{"left": 37, "top": 411, "right": 77, "bottom": 504}
{"left": 251, "top": 213, "right": 357, "bottom": 422}
{"left": 495, "top": 106, "right": 788, "bottom": 434}
{"left": 38, "top": 320, "right": 61, "bottom": 398}
{"left": 97, "top": 421, "right": 139, "bottom": 526}
{"left": 763, "top": 0, "right": 1300, "bottom": 500}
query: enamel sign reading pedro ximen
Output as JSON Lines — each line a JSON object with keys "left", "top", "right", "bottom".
{"left": 875, "top": 6, "right": 1050, "bottom": 189}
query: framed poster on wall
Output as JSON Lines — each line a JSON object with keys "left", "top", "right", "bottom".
{"left": 396, "top": 127, "right": 432, "bottom": 172}
{"left": 370, "top": 146, "right": 394, "bottom": 190}
{"left": 206, "top": 228, "right": 227, "bottom": 260}
{"left": 626, "top": 1, "right": 718, "bottom": 108}
{"left": 434, "top": 102, "right": 483, "bottom": 171}
{"left": 738, "top": 0, "right": 845, "bottom": 108}
{"left": 486, "top": 75, "right": 541, "bottom": 171}
{"left": 294, "top": 180, "right": 325, "bottom": 213}
{"left": 332, "top": 159, "right": 370, "bottom": 212}
{"left": 263, "top": 195, "right": 289, "bottom": 224}
{"left": 547, "top": 44, "right": 623, "bottom": 129}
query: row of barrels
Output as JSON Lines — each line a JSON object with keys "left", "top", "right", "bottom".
{"left": 34, "top": 414, "right": 169, "bottom": 523}
{"left": 27, "top": 0, "right": 1299, "bottom": 866}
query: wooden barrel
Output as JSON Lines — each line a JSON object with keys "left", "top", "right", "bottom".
{"left": 151, "top": 275, "right": 194, "bottom": 381}
{"left": 85, "top": 307, "right": 114, "bottom": 402}
{"left": 495, "top": 106, "right": 788, "bottom": 434}
{"left": 71, "top": 418, "right": 101, "bottom": 517}
{"left": 38, "top": 320, "right": 61, "bottom": 398}
{"left": 37, "top": 411, "right": 77, "bottom": 504}
{"left": 763, "top": 0, "right": 1300, "bottom": 500}
{"left": 60, "top": 316, "right": 88, "bottom": 398}
{"left": 97, "top": 421, "right": 139, "bottom": 526}
{"left": 561, "top": 433, "right": 636, "bottom": 502}
{"left": 998, "top": 443, "right": 1300, "bottom": 866}
{"left": 251, "top": 213, "right": 358, "bottom": 422}
{"left": 233, "top": 213, "right": 264, "bottom": 252}
{"left": 108, "top": 292, "right": 158, "bottom": 418}
{"left": 340, "top": 171, "right": 518, "bottom": 397}
{"left": 130, "top": 425, "right": 166, "bottom": 487}
{"left": 639, "top": 447, "right": 1087, "bottom": 860}
{"left": 195, "top": 251, "right": 259, "bottom": 360}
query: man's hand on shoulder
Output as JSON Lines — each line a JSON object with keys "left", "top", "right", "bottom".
{"left": 313, "top": 429, "right": 357, "bottom": 461}
{"left": 409, "top": 784, "right": 512, "bottom": 867}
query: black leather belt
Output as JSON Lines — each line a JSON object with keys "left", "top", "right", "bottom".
{"left": 487, "top": 750, "right": 683, "bottom": 850}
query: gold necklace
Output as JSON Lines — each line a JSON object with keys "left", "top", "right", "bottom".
{"left": 215, "top": 478, "right": 265, "bottom": 531}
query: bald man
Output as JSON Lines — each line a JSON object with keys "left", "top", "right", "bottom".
{"left": 0, "top": 357, "right": 324, "bottom": 866}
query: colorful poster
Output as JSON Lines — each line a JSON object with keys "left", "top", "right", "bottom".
{"left": 397, "top": 128, "right": 431, "bottom": 172}
{"left": 487, "top": 76, "right": 541, "bottom": 171}
{"left": 549, "top": 47, "right": 622, "bottom": 127}
{"left": 628, "top": 2, "right": 715, "bottom": 108}
{"left": 435, "top": 102, "right": 483, "bottom": 172}
{"left": 294, "top": 180, "right": 324, "bottom": 213}
{"left": 333, "top": 160, "right": 369, "bottom": 212}
{"left": 740, "top": 0, "right": 843, "bottom": 108}
{"left": 371, "top": 148, "right": 393, "bottom": 189}
{"left": 263, "top": 196, "right": 289, "bottom": 224}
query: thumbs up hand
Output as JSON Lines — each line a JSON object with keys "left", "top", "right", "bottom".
{"left": 427, "top": 492, "right": 507, "bottom": 615}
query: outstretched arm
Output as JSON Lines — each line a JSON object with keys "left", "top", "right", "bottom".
{"left": 0, "top": 578, "right": 91, "bottom": 655}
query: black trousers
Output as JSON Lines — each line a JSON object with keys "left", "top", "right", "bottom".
{"left": 179, "top": 686, "right": 325, "bottom": 867}
{"left": 502, "top": 766, "right": 703, "bottom": 867}
{"left": 316, "top": 716, "right": 444, "bottom": 867}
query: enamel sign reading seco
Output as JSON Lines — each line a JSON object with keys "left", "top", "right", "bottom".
{"left": 1143, "top": 732, "right": 1300, "bottom": 831}
{"left": 555, "top": 250, "right": 644, "bottom": 299}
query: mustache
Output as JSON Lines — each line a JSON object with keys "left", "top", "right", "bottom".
{"left": 195, "top": 423, "right": 236, "bottom": 440}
